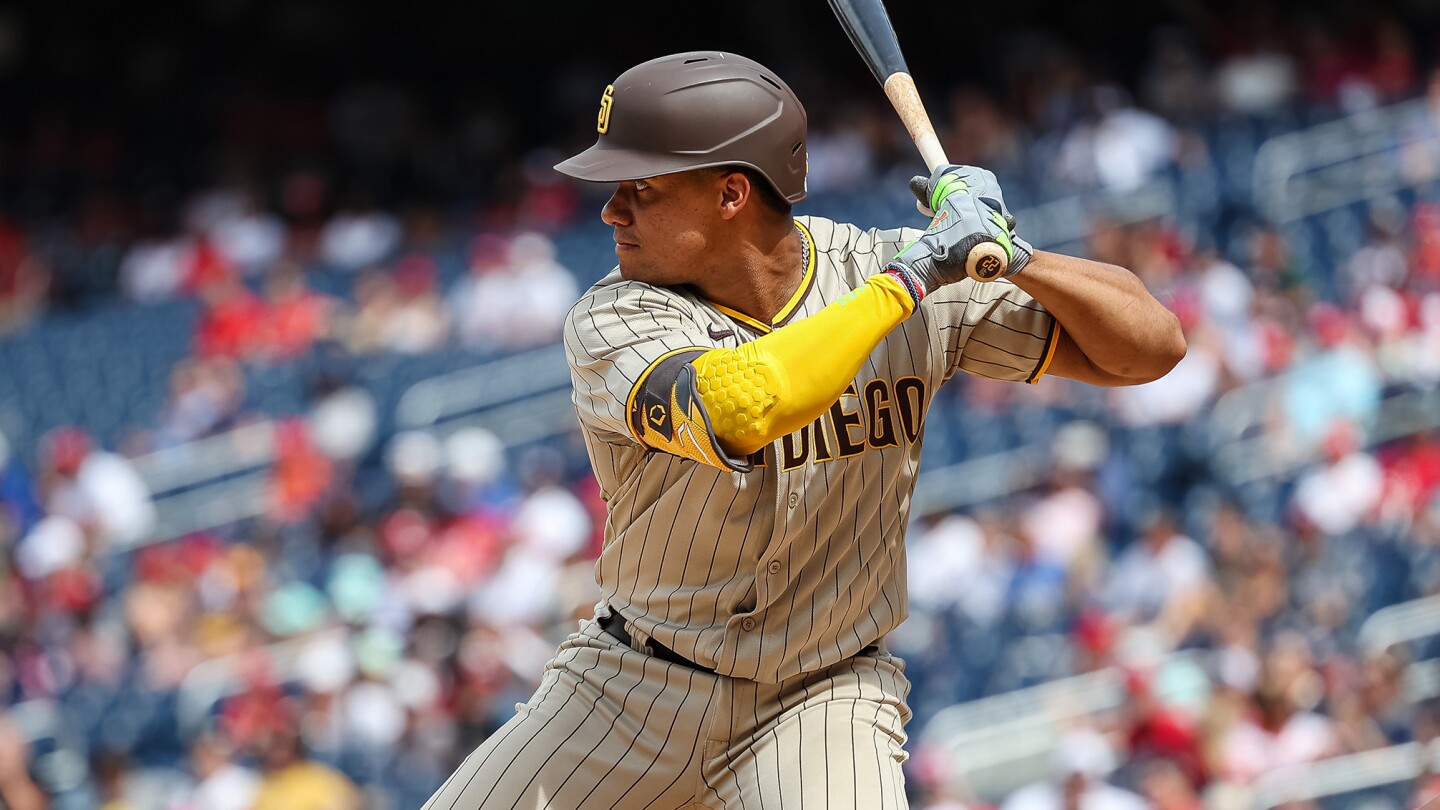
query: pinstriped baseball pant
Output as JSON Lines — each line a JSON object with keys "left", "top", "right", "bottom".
{"left": 423, "top": 618, "right": 913, "bottom": 809}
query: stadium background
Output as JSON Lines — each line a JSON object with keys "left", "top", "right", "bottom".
{"left": 3, "top": 0, "right": 1440, "bottom": 807}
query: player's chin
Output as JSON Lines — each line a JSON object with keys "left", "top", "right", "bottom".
{"left": 616, "top": 257, "right": 655, "bottom": 283}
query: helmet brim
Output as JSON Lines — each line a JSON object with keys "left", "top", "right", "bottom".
{"left": 554, "top": 141, "right": 731, "bottom": 185}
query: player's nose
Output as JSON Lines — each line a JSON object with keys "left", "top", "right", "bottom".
{"left": 601, "top": 185, "right": 633, "bottom": 227}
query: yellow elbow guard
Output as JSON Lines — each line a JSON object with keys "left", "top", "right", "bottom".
{"left": 692, "top": 347, "right": 784, "bottom": 456}
{"left": 627, "top": 349, "right": 754, "bottom": 472}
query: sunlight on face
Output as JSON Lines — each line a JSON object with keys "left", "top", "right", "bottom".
{"left": 601, "top": 171, "right": 723, "bottom": 287}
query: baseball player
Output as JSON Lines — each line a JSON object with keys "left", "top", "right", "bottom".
{"left": 425, "top": 51, "right": 1185, "bottom": 809}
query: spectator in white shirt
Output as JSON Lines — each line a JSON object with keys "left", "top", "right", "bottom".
{"left": 1104, "top": 507, "right": 1211, "bottom": 648}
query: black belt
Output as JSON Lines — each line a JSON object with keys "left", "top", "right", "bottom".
{"left": 599, "top": 609, "right": 716, "bottom": 674}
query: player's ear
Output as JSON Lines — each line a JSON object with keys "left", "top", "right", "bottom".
{"left": 717, "top": 170, "right": 750, "bottom": 220}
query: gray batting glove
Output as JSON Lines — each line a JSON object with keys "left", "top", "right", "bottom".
{"left": 907, "top": 164, "right": 1033, "bottom": 277}
{"left": 884, "top": 166, "right": 1033, "bottom": 299}
{"left": 910, "top": 164, "right": 1004, "bottom": 217}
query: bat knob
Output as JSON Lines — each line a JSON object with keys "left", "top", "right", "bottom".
{"left": 965, "top": 240, "right": 1009, "bottom": 282}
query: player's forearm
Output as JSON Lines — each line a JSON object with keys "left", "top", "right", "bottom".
{"left": 694, "top": 274, "right": 914, "bottom": 455}
{"left": 1010, "top": 250, "right": 1186, "bottom": 384}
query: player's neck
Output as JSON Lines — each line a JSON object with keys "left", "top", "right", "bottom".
{"left": 694, "top": 221, "right": 804, "bottom": 325}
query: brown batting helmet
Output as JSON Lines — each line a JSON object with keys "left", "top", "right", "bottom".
{"left": 554, "top": 51, "right": 808, "bottom": 204}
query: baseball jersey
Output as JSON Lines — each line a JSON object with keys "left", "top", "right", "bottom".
{"left": 562, "top": 215, "right": 1057, "bottom": 683}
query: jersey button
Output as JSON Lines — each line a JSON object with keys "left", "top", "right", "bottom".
{"left": 768, "top": 560, "right": 782, "bottom": 575}
{"left": 787, "top": 493, "right": 799, "bottom": 508}
{"left": 741, "top": 616, "right": 757, "bottom": 631}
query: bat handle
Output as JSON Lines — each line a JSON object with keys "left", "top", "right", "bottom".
{"left": 915, "top": 133, "right": 947, "bottom": 172}
{"left": 882, "top": 72, "right": 948, "bottom": 171}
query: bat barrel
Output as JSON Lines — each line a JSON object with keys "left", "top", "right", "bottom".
{"left": 826, "top": 0, "right": 909, "bottom": 84}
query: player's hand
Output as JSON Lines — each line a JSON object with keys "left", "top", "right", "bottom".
{"left": 909, "top": 164, "right": 1005, "bottom": 217}
{"left": 907, "top": 164, "right": 1033, "bottom": 280}
{"left": 885, "top": 165, "right": 1033, "bottom": 295}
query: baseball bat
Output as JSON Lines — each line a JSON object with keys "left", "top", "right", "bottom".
{"left": 825, "top": 0, "right": 1010, "bottom": 281}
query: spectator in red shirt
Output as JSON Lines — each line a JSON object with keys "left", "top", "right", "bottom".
{"left": 195, "top": 277, "right": 266, "bottom": 360}
{"left": 1121, "top": 669, "right": 1207, "bottom": 790}
{"left": 268, "top": 419, "right": 334, "bottom": 525}
{"left": 259, "top": 261, "right": 333, "bottom": 361}
{"left": 0, "top": 218, "right": 50, "bottom": 335}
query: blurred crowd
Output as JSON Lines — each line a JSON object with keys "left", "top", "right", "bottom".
{"left": 2, "top": 3, "right": 1433, "bottom": 332}
{"left": 894, "top": 157, "right": 1440, "bottom": 808}
{"left": 0, "top": 412, "right": 608, "bottom": 808}
{"left": 2, "top": 2, "right": 1440, "bottom": 809}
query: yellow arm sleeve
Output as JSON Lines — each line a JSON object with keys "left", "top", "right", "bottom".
{"left": 695, "top": 273, "right": 915, "bottom": 456}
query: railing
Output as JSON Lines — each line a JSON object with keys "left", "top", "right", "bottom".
{"left": 911, "top": 446, "right": 1049, "bottom": 518}
{"left": 394, "top": 343, "right": 573, "bottom": 437}
{"left": 129, "top": 346, "right": 575, "bottom": 548}
{"left": 125, "top": 420, "right": 278, "bottom": 550}
{"left": 1019, "top": 177, "right": 1177, "bottom": 251}
{"left": 1209, "top": 383, "right": 1440, "bottom": 486}
{"left": 175, "top": 627, "right": 349, "bottom": 738}
{"left": 916, "top": 650, "right": 1206, "bottom": 801}
{"left": 1359, "top": 594, "right": 1440, "bottom": 655}
{"left": 1251, "top": 740, "right": 1436, "bottom": 809}
{"left": 174, "top": 623, "right": 561, "bottom": 742}
{"left": 1253, "top": 97, "right": 1440, "bottom": 223}
{"left": 129, "top": 420, "right": 278, "bottom": 495}
{"left": 1403, "top": 658, "right": 1440, "bottom": 704}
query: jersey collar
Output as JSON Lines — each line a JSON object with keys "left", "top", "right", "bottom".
{"left": 709, "top": 220, "right": 816, "bottom": 335}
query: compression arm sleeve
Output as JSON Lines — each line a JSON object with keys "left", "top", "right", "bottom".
{"left": 694, "top": 273, "right": 915, "bottom": 456}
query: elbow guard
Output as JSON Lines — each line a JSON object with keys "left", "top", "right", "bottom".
{"left": 692, "top": 347, "right": 785, "bottom": 456}
{"left": 627, "top": 349, "right": 754, "bottom": 471}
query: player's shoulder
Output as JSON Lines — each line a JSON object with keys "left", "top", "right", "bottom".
{"left": 566, "top": 268, "right": 699, "bottom": 326}
{"left": 796, "top": 214, "right": 921, "bottom": 276}
{"left": 574, "top": 268, "right": 688, "bottom": 305}
{"left": 798, "top": 214, "right": 918, "bottom": 249}
{"left": 796, "top": 214, "right": 861, "bottom": 252}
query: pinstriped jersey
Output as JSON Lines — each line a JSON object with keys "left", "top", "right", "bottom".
{"left": 562, "top": 214, "right": 1058, "bottom": 683}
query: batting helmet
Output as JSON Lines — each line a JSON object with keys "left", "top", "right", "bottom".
{"left": 554, "top": 51, "right": 808, "bottom": 204}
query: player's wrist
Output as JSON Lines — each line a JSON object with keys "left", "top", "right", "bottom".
{"left": 1002, "top": 234, "right": 1035, "bottom": 277}
{"left": 881, "top": 264, "right": 926, "bottom": 309}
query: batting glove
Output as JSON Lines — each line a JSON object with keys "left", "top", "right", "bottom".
{"left": 884, "top": 165, "right": 1033, "bottom": 299}
{"left": 909, "top": 164, "right": 1032, "bottom": 273}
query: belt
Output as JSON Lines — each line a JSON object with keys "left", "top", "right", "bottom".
{"left": 598, "top": 609, "right": 716, "bottom": 674}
